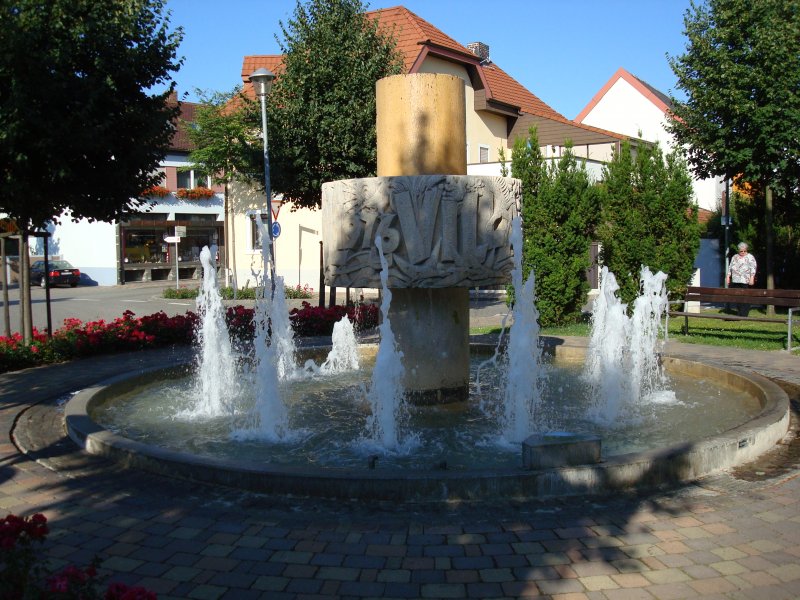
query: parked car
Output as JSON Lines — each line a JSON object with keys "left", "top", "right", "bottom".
{"left": 30, "top": 260, "right": 80, "bottom": 288}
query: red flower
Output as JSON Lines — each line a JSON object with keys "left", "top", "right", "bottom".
{"left": 105, "top": 582, "right": 158, "bottom": 600}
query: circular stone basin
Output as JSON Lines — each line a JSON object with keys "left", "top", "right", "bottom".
{"left": 64, "top": 342, "right": 790, "bottom": 502}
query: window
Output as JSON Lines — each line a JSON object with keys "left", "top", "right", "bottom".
{"left": 177, "top": 168, "right": 209, "bottom": 189}
{"left": 250, "top": 214, "right": 269, "bottom": 250}
{"left": 177, "top": 170, "right": 191, "bottom": 189}
{"left": 175, "top": 214, "right": 217, "bottom": 223}
{"left": 479, "top": 145, "right": 490, "bottom": 163}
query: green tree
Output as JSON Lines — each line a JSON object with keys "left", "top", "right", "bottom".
{"left": 186, "top": 88, "right": 263, "bottom": 290}
{"left": 726, "top": 187, "right": 800, "bottom": 289}
{"left": 0, "top": 0, "right": 182, "bottom": 342}
{"left": 267, "top": 0, "right": 403, "bottom": 210}
{"left": 0, "top": 0, "right": 183, "bottom": 229}
{"left": 597, "top": 141, "right": 700, "bottom": 305}
{"left": 511, "top": 128, "right": 599, "bottom": 326}
{"left": 667, "top": 0, "right": 800, "bottom": 292}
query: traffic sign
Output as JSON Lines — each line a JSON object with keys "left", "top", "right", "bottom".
{"left": 271, "top": 221, "right": 281, "bottom": 239}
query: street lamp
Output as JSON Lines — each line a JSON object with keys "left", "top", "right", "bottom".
{"left": 249, "top": 67, "right": 277, "bottom": 285}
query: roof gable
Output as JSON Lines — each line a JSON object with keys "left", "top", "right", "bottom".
{"left": 575, "top": 67, "right": 672, "bottom": 123}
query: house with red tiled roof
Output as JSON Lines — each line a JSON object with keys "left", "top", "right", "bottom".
{"left": 230, "top": 5, "right": 628, "bottom": 291}
{"left": 36, "top": 95, "right": 226, "bottom": 286}
{"left": 576, "top": 67, "right": 723, "bottom": 285}
{"left": 575, "top": 67, "right": 722, "bottom": 213}
{"left": 241, "top": 6, "right": 624, "bottom": 171}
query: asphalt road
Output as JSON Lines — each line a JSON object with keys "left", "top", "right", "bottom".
{"left": 1, "top": 281, "right": 199, "bottom": 334}
{"left": 0, "top": 281, "right": 512, "bottom": 336}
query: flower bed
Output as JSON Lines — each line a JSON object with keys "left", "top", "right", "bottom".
{"left": 1, "top": 513, "right": 156, "bottom": 599}
{"left": 0, "top": 304, "right": 379, "bottom": 374}
{"left": 290, "top": 301, "right": 379, "bottom": 337}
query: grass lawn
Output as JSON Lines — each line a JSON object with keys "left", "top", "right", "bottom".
{"left": 470, "top": 308, "right": 799, "bottom": 353}
{"left": 664, "top": 307, "right": 799, "bottom": 351}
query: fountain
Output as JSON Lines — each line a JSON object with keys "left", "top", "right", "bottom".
{"left": 63, "top": 74, "right": 790, "bottom": 502}
{"left": 584, "top": 265, "right": 674, "bottom": 425}
{"left": 192, "top": 245, "right": 239, "bottom": 417}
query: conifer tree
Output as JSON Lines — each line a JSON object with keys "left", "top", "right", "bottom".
{"left": 511, "top": 128, "right": 599, "bottom": 326}
{"left": 597, "top": 141, "right": 700, "bottom": 304}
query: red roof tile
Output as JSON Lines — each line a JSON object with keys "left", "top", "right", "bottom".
{"left": 166, "top": 95, "right": 199, "bottom": 152}
{"left": 371, "top": 6, "right": 473, "bottom": 70}
{"left": 239, "top": 6, "right": 617, "bottom": 130}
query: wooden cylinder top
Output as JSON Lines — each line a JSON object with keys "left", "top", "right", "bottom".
{"left": 376, "top": 73, "right": 467, "bottom": 177}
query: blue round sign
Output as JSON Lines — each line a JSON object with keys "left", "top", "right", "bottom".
{"left": 271, "top": 221, "right": 281, "bottom": 239}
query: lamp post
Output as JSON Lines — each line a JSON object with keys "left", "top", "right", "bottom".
{"left": 249, "top": 67, "right": 277, "bottom": 285}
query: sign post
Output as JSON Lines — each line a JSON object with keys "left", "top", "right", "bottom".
{"left": 164, "top": 231, "right": 182, "bottom": 289}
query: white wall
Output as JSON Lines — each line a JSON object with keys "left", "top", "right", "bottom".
{"left": 46, "top": 217, "right": 118, "bottom": 286}
{"left": 581, "top": 79, "right": 669, "bottom": 144}
{"left": 579, "top": 77, "right": 720, "bottom": 211}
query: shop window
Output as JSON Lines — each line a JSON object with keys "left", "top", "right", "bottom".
{"left": 124, "top": 229, "right": 168, "bottom": 264}
{"left": 175, "top": 213, "right": 217, "bottom": 223}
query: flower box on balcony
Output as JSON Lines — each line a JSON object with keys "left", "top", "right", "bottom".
{"left": 176, "top": 187, "right": 216, "bottom": 200}
{"left": 141, "top": 185, "right": 172, "bottom": 198}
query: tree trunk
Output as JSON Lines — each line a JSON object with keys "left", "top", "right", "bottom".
{"left": 20, "top": 232, "right": 32, "bottom": 344}
{"left": 1, "top": 236, "right": 10, "bottom": 337}
{"left": 765, "top": 186, "right": 775, "bottom": 317}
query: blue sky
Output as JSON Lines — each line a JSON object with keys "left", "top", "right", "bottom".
{"left": 163, "top": 0, "right": 693, "bottom": 120}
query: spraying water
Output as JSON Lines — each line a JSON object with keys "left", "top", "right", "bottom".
{"left": 192, "top": 245, "right": 239, "bottom": 417}
{"left": 319, "top": 318, "right": 360, "bottom": 374}
{"left": 238, "top": 217, "right": 290, "bottom": 440}
{"left": 584, "top": 267, "right": 629, "bottom": 423}
{"left": 364, "top": 234, "right": 405, "bottom": 449}
{"left": 628, "top": 267, "right": 670, "bottom": 402}
{"left": 501, "top": 217, "right": 545, "bottom": 443}
{"left": 584, "top": 265, "right": 673, "bottom": 424}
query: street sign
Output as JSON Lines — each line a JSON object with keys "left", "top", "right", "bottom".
{"left": 175, "top": 225, "right": 187, "bottom": 237}
{"left": 164, "top": 236, "right": 180, "bottom": 244}
{"left": 271, "top": 221, "right": 281, "bottom": 239}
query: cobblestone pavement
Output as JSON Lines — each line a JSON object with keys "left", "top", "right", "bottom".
{"left": 1, "top": 336, "right": 800, "bottom": 599}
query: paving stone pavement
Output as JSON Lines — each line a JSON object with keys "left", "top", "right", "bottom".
{"left": 1, "top": 332, "right": 800, "bottom": 599}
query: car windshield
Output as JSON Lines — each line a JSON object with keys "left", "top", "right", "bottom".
{"left": 48, "top": 261, "right": 74, "bottom": 270}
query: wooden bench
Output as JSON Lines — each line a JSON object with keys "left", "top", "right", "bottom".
{"left": 666, "top": 286, "right": 800, "bottom": 351}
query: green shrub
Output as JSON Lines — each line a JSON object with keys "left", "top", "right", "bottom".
{"left": 597, "top": 140, "right": 700, "bottom": 305}
{"left": 165, "top": 284, "right": 314, "bottom": 301}
{"left": 163, "top": 286, "right": 199, "bottom": 299}
{"left": 511, "top": 129, "right": 599, "bottom": 326}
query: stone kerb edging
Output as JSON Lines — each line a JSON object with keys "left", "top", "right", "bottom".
{"left": 60, "top": 342, "right": 790, "bottom": 503}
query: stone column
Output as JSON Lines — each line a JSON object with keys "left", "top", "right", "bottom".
{"left": 376, "top": 73, "right": 469, "bottom": 403}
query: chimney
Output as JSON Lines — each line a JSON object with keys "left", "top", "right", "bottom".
{"left": 467, "top": 41, "right": 490, "bottom": 63}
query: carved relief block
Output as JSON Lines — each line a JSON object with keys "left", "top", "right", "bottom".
{"left": 321, "top": 175, "right": 521, "bottom": 288}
